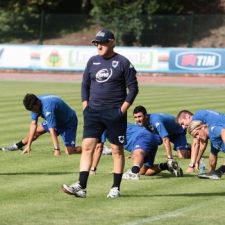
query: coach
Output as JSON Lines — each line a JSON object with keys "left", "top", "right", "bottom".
{"left": 62, "top": 28, "right": 139, "bottom": 198}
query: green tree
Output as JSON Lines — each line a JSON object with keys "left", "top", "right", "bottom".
{"left": 91, "top": 0, "right": 183, "bottom": 45}
{"left": 90, "top": 0, "right": 223, "bottom": 46}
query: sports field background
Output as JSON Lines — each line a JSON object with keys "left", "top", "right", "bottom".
{"left": 0, "top": 72, "right": 225, "bottom": 225}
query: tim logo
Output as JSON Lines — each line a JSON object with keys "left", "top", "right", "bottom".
{"left": 175, "top": 52, "right": 221, "bottom": 71}
{"left": 96, "top": 68, "right": 112, "bottom": 82}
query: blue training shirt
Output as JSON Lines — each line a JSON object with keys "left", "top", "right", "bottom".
{"left": 81, "top": 53, "right": 138, "bottom": 109}
{"left": 193, "top": 109, "right": 225, "bottom": 126}
{"left": 31, "top": 95, "right": 77, "bottom": 129}
{"left": 208, "top": 125, "right": 225, "bottom": 153}
{"left": 148, "top": 113, "right": 185, "bottom": 138}
{"left": 124, "top": 123, "right": 160, "bottom": 152}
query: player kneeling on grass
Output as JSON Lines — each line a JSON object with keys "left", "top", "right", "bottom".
{"left": 188, "top": 120, "right": 225, "bottom": 180}
{"left": 90, "top": 123, "right": 183, "bottom": 179}
{"left": 0, "top": 93, "right": 81, "bottom": 156}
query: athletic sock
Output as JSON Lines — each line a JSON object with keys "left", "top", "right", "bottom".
{"left": 79, "top": 171, "right": 89, "bottom": 189}
{"left": 112, "top": 173, "right": 123, "bottom": 190}
{"left": 131, "top": 165, "right": 140, "bottom": 174}
{"left": 158, "top": 162, "right": 169, "bottom": 171}
{"left": 16, "top": 141, "right": 25, "bottom": 149}
{"left": 215, "top": 165, "right": 225, "bottom": 175}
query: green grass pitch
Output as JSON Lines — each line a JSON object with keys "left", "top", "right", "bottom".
{"left": 0, "top": 80, "right": 225, "bottom": 225}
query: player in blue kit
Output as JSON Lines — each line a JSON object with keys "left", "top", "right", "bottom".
{"left": 188, "top": 120, "right": 225, "bottom": 180}
{"left": 1, "top": 94, "right": 81, "bottom": 156}
{"left": 62, "top": 28, "right": 138, "bottom": 198}
{"left": 132, "top": 106, "right": 189, "bottom": 175}
{"left": 90, "top": 123, "right": 183, "bottom": 179}
{"left": 133, "top": 106, "right": 190, "bottom": 158}
{"left": 177, "top": 109, "right": 225, "bottom": 173}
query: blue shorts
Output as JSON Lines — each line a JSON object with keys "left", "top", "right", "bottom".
{"left": 169, "top": 133, "right": 190, "bottom": 151}
{"left": 130, "top": 133, "right": 158, "bottom": 168}
{"left": 83, "top": 106, "right": 127, "bottom": 145}
{"left": 42, "top": 121, "right": 77, "bottom": 147}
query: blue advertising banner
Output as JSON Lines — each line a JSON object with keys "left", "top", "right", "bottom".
{"left": 169, "top": 49, "right": 225, "bottom": 73}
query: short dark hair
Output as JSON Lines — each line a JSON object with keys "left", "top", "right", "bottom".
{"left": 23, "top": 93, "right": 39, "bottom": 111}
{"left": 176, "top": 110, "right": 193, "bottom": 122}
{"left": 133, "top": 105, "right": 147, "bottom": 115}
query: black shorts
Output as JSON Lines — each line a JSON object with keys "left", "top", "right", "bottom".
{"left": 83, "top": 106, "right": 127, "bottom": 145}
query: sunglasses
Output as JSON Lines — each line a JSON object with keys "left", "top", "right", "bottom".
{"left": 93, "top": 40, "right": 110, "bottom": 46}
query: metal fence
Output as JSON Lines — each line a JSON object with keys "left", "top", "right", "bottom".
{"left": 1, "top": 13, "right": 224, "bottom": 47}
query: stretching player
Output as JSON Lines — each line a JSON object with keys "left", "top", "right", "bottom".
{"left": 1, "top": 93, "right": 81, "bottom": 156}
{"left": 90, "top": 123, "right": 183, "bottom": 179}
{"left": 177, "top": 109, "right": 225, "bottom": 172}
{"left": 188, "top": 120, "right": 225, "bottom": 180}
{"left": 133, "top": 106, "right": 190, "bottom": 166}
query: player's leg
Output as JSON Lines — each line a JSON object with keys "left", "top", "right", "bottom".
{"left": 1, "top": 123, "right": 46, "bottom": 151}
{"left": 139, "top": 143, "right": 162, "bottom": 176}
{"left": 123, "top": 148, "right": 144, "bottom": 180}
{"left": 140, "top": 165, "right": 161, "bottom": 176}
{"left": 90, "top": 142, "right": 104, "bottom": 174}
{"left": 171, "top": 133, "right": 191, "bottom": 159}
{"left": 59, "top": 125, "right": 82, "bottom": 155}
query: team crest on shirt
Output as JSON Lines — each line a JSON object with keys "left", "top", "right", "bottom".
{"left": 112, "top": 60, "right": 119, "bottom": 68}
{"left": 45, "top": 111, "right": 51, "bottom": 117}
{"left": 155, "top": 122, "right": 161, "bottom": 128}
{"left": 118, "top": 136, "right": 125, "bottom": 144}
{"left": 96, "top": 68, "right": 113, "bottom": 83}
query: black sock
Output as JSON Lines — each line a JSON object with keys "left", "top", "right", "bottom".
{"left": 158, "top": 162, "right": 168, "bottom": 171}
{"left": 16, "top": 141, "right": 25, "bottom": 149}
{"left": 79, "top": 171, "right": 89, "bottom": 189}
{"left": 131, "top": 165, "right": 140, "bottom": 174}
{"left": 112, "top": 173, "right": 123, "bottom": 190}
{"left": 215, "top": 165, "right": 225, "bottom": 175}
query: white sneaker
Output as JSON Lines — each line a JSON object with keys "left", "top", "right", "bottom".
{"left": 62, "top": 182, "right": 86, "bottom": 198}
{"left": 102, "top": 146, "right": 112, "bottom": 155}
{"left": 107, "top": 187, "right": 120, "bottom": 198}
{"left": 122, "top": 170, "right": 140, "bottom": 180}
{"left": 1, "top": 144, "right": 19, "bottom": 151}
{"left": 167, "top": 159, "right": 183, "bottom": 177}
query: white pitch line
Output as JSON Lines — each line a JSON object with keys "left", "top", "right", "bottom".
{"left": 122, "top": 202, "right": 206, "bottom": 225}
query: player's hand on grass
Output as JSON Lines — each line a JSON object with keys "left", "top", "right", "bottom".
{"left": 53, "top": 149, "right": 61, "bottom": 156}
{"left": 186, "top": 166, "right": 195, "bottom": 173}
{"left": 21, "top": 146, "right": 31, "bottom": 155}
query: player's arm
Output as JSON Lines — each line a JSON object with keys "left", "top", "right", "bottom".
{"left": 195, "top": 139, "right": 208, "bottom": 169}
{"left": 22, "top": 120, "right": 37, "bottom": 154}
{"left": 154, "top": 120, "right": 172, "bottom": 159}
{"left": 186, "top": 138, "right": 199, "bottom": 173}
{"left": 162, "top": 136, "right": 173, "bottom": 159}
{"left": 49, "top": 127, "right": 61, "bottom": 156}
{"left": 187, "top": 138, "right": 208, "bottom": 173}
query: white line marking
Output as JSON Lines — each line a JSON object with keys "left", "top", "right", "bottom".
{"left": 122, "top": 203, "right": 205, "bottom": 225}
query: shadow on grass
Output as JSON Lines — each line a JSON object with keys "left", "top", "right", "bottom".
{"left": 0, "top": 171, "right": 77, "bottom": 175}
{"left": 123, "top": 192, "right": 225, "bottom": 198}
